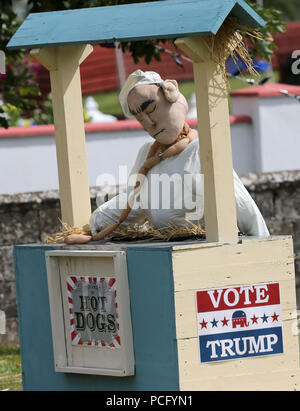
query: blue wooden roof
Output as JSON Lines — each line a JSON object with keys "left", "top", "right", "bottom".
{"left": 7, "top": 0, "right": 265, "bottom": 50}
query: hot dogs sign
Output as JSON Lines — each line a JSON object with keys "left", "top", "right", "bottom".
{"left": 67, "top": 276, "right": 121, "bottom": 348}
{"left": 196, "top": 282, "right": 284, "bottom": 363}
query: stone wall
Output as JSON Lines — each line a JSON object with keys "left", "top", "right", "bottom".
{"left": 1, "top": 171, "right": 300, "bottom": 345}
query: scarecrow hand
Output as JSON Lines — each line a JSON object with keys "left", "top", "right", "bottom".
{"left": 64, "top": 234, "right": 92, "bottom": 244}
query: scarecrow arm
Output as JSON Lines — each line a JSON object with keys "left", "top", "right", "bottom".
{"left": 233, "top": 171, "right": 270, "bottom": 237}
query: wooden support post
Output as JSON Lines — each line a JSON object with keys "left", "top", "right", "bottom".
{"left": 31, "top": 45, "right": 93, "bottom": 227}
{"left": 176, "top": 36, "right": 238, "bottom": 243}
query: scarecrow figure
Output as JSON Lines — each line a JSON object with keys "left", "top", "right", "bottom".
{"left": 64, "top": 70, "right": 269, "bottom": 244}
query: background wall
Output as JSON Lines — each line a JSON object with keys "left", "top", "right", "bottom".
{"left": 2, "top": 82, "right": 300, "bottom": 196}
{"left": 0, "top": 116, "right": 253, "bottom": 195}
{"left": 1, "top": 170, "right": 300, "bottom": 345}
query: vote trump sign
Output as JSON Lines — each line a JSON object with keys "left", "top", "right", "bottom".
{"left": 196, "top": 282, "right": 284, "bottom": 363}
{"left": 66, "top": 275, "right": 121, "bottom": 348}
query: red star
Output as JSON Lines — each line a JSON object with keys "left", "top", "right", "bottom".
{"left": 251, "top": 314, "right": 259, "bottom": 324}
{"left": 221, "top": 317, "right": 229, "bottom": 326}
{"left": 200, "top": 319, "right": 208, "bottom": 329}
{"left": 271, "top": 312, "right": 279, "bottom": 322}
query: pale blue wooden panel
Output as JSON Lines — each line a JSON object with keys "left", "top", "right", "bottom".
{"left": 7, "top": 0, "right": 265, "bottom": 50}
{"left": 14, "top": 244, "right": 179, "bottom": 390}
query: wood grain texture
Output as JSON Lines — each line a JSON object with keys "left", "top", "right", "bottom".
{"left": 176, "top": 36, "right": 238, "bottom": 243}
{"left": 172, "top": 236, "right": 300, "bottom": 391}
{"left": 46, "top": 251, "right": 135, "bottom": 376}
{"left": 32, "top": 45, "right": 92, "bottom": 227}
{"left": 7, "top": 0, "right": 265, "bottom": 50}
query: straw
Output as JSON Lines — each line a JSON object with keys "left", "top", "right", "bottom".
{"left": 202, "top": 17, "right": 262, "bottom": 84}
{"left": 44, "top": 219, "right": 205, "bottom": 243}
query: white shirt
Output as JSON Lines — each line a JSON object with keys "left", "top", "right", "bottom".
{"left": 90, "top": 138, "right": 270, "bottom": 238}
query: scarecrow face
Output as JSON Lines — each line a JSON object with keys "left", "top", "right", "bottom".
{"left": 127, "top": 83, "right": 188, "bottom": 145}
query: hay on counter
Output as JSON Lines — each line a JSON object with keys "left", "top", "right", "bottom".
{"left": 44, "top": 221, "right": 91, "bottom": 244}
{"left": 44, "top": 219, "right": 205, "bottom": 244}
{"left": 111, "top": 219, "right": 205, "bottom": 242}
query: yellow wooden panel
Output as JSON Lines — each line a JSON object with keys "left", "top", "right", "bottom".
{"left": 172, "top": 236, "right": 294, "bottom": 292}
{"left": 172, "top": 236, "right": 300, "bottom": 391}
{"left": 32, "top": 45, "right": 93, "bottom": 227}
{"left": 180, "top": 365, "right": 300, "bottom": 391}
{"left": 177, "top": 337, "right": 300, "bottom": 385}
{"left": 175, "top": 36, "right": 238, "bottom": 243}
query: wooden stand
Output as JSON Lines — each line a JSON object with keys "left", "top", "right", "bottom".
{"left": 173, "top": 236, "right": 300, "bottom": 390}
{"left": 9, "top": 0, "right": 300, "bottom": 391}
{"left": 13, "top": 236, "right": 300, "bottom": 391}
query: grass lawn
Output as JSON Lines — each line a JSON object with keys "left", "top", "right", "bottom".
{"left": 0, "top": 314, "right": 298, "bottom": 391}
{"left": 0, "top": 345, "right": 22, "bottom": 391}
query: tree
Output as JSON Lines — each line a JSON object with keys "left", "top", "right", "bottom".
{"left": 0, "top": 0, "right": 160, "bottom": 128}
{"left": 245, "top": 0, "right": 286, "bottom": 61}
{"left": 0, "top": 0, "right": 288, "bottom": 128}
{"left": 0, "top": 0, "right": 40, "bottom": 128}
{"left": 263, "top": 0, "right": 300, "bottom": 21}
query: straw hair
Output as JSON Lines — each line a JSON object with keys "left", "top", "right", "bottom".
{"left": 203, "top": 17, "right": 262, "bottom": 83}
